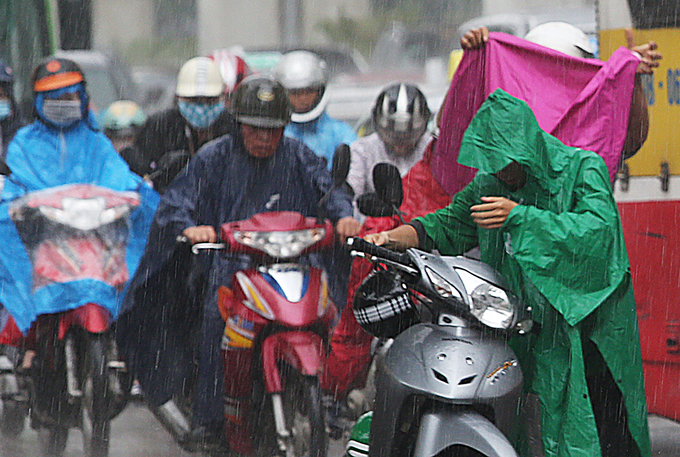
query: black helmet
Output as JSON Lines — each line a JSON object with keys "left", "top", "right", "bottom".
{"left": 372, "top": 83, "right": 430, "bottom": 150}
{"left": 32, "top": 57, "right": 85, "bottom": 93}
{"left": 353, "top": 270, "right": 418, "bottom": 339}
{"left": 230, "top": 75, "right": 291, "bottom": 128}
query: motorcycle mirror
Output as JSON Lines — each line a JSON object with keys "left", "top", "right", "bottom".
{"left": 357, "top": 192, "right": 398, "bottom": 218}
{"left": 373, "top": 163, "right": 403, "bottom": 208}
{"left": 0, "top": 160, "right": 12, "bottom": 177}
{"left": 331, "top": 143, "right": 351, "bottom": 188}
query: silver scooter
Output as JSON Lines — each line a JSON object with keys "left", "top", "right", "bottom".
{"left": 347, "top": 163, "right": 533, "bottom": 457}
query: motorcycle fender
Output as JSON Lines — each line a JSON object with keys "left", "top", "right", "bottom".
{"left": 58, "top": 303, "right": 111, "bottom": 339}
{"left": 261, "top": 331, "right": 325, "bottom": 393}
{"left": 412, "top": 410, "right": 518, "bottom": 457}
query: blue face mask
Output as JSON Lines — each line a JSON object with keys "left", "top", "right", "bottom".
{"left": 178, "top": 100, "right": 224, "bottom": 130}
{"left": 0, "top": 100, "right": 11, "bottom": 120}
{"left": 35, "top": 83, "right": 88, "bottom": 129}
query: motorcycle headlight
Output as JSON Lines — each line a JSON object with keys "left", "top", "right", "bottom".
{"left": 233, "top": 228, "right": 326, "bottom": 258}
{"left": 39, "top": 197, "right": 131, "bottom": 231}
{"left": 425, "top": 267, "right": 462, "bottom": 300}
{"left": 456, "top": 269, "right": 516, "bottom": 329}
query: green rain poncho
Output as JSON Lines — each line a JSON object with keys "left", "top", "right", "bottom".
{"left": 414, "top": 89, "right": 650, "bottom": 457}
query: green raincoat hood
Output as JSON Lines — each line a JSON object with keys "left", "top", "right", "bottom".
{"left": 458, "top": 89, "right": 570, "bottom": 194}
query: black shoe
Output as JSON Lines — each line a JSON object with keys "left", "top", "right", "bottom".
{"left": 185, "top": 422, "right": 230, "bottom": 455}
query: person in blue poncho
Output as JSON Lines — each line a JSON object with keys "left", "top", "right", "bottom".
{"left": 117, "top": 76, "right": 361, "bottom": 454}
{"left": 273, "top": 51, "right": 357, "bottom": 169}
{"left": 0, "top": 57, "right": 158, "bottom": 360}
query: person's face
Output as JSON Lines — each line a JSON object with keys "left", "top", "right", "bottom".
{"left": 493, "top": 161, "right": 527, "bottom": 191}
{"left": 287, "top": 88, "right": 319, "bottom": 113}
{"left": 377, "top": 127, "right": 422, "bottom": 157}
{"left": 240, "top": 124, "right": 284, "bottom": 159}
{"left": 0, "top": 86, "right": 9, "bottom": 101}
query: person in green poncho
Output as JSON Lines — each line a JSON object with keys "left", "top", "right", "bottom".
{"left": 364, "top": 89, "right": 650, "bottom": 457}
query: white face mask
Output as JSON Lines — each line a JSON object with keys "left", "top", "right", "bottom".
{"left": 42, "top": 99, "right": 82, "bottom": 127}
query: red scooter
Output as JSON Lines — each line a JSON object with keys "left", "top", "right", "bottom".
{"left": 4, "top": 184, "right": 138, "bottom": 457}
{"left": 188, "top": 145, "right": 352, "bottom": 457}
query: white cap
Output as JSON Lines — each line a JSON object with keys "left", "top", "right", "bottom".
{"left": 176, "top": 57, "right": 224, "bottom": 97}
{"left": 524, "top": 22, "right": 594, "bottom": 59}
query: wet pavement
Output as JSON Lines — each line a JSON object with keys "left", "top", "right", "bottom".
{"left": 0, "top": 404, "right": 678, "bottom": 456}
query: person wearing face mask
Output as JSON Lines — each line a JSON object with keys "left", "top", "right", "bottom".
{"left": 346, "top": 82, "right": 432, "bottom": 198}
{"left": 0, "top": 60, "right": 23, "bottom": 158}
{"left": 134, "top": 57, "right": 238, "bottom": 193}
{"left": 0, "top": 56, "right": 158, "bottom": 380}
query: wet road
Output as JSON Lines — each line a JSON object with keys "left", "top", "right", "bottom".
{"left": 0, "top": 404, "right": 678, "bottom": 456}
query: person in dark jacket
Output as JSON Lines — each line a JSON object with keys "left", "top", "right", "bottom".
{"left": 117, "top": 76, "right": 361, "bottom": 453}
{"left": 0, "top": 59, "right": 23, "bottom": 157}
{"left": 133, "top": 57, "right": 238, "bottom": 192}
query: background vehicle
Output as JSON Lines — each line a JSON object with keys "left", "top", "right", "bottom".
{"left": 597, "top": 0, "right": 680, "bottom": 423}
{"left": 457, "top": 5, "right": 597, "bottom": 53}
{"left": 54, "top": 50, "right": 138, "bottom": 115}
{"left": 131, "top": 65, "right": 178, "bottom": 115}
{"left": 243, "top": 45, "right": 368, "bottom": 80}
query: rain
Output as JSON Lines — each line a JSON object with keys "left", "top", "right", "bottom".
{"left": 1, "top": 0, "right": 680, "bottom": 456}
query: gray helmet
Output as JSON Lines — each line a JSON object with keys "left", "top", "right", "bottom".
{"left": 230, "top": 75, "right": 292, "bottom": 128}
{"left": 372, "top": 83, "right": 430, "bottom": 147}
{"left": 274, "top": 51, "right": 329, "bottom": 123}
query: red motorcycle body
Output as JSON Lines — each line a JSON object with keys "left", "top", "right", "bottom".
{"left": 218, "top": 212, "right": 337, "bottom": 395}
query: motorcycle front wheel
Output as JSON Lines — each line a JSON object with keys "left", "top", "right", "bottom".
{"left": 1, "top": 398, "right": 27, "bottom": 436}
{"left": 282, "top": 374, "right": 327, "bottom": 457}
{"left": 81, "top": 334, "right": 111, "bottom": 457}
{"left": 255, "top": 371, "right": 328, "bottom": 457}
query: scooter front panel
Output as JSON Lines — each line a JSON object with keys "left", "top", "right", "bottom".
{"left": 383, "top": 324, "right": 522, "bottom": 403}
{"left": 234, "top": 266, "right": 327, "bottom": 328}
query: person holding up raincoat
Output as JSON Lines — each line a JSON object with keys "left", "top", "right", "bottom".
{"left": 366, "top": 89, "right": 650, "bottom": 457}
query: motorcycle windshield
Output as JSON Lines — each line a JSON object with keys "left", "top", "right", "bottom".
{"left": 9, "top": 185, "right": 140, "bottom": 291}
{"left": 0, "top": 183, "right": 158, "bottom": 333}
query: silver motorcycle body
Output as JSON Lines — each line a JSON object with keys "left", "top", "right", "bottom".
{"left": 350, "top": 245, "right": 528, "bottom": 457}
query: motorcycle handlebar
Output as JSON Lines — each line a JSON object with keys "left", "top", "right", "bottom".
{"left": 347, "top": 237, "right": 413, "bottom": 266}
{"left": 176, "top": 235, "right": 226, "bottom": 254}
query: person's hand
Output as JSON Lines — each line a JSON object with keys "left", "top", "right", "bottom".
{"left": 183, "top": 225, "right": 217, "bottom": 244}
{"left": 626, "top": 29, "right": 662, "bottom": 75}
{"left": 363, "top": 231, "right": 390, "bottom": 246}
{"left": 470, "top": 196, "right": 519, "bottom": 229}
{"left": 461, "top": 27, "right": 489, "bottom": 50}
{"left": 336, "top": 216, "right": 362, "bottom": 241}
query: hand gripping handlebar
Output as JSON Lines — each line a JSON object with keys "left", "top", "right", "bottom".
{"left": 346, "top": 237, "right": 413, "bottom": 266}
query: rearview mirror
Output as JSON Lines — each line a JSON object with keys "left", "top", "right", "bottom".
{"left": 331, "top": 143, "right": 351, "bottom": 188}
{"left": 373, "top": 163, "right": 403, "bottom": 209}
{"left": 356, "top": 192, "right": 398, "bottom": 218}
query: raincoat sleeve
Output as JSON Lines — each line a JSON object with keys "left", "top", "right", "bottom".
{"left": 151, "top": 153, "right": 208, "bottom": 236}
{"left": 413, "top": 181, "right": 479, "bottom": 255}
{"left": 502, "top": 153, "right": 628, "bottom": 326}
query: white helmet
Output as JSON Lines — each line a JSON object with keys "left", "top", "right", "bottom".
{"left": 273, "top": 51, "right": 329, "bottom": 123}
{"left": 175, "top": 57, "right": 224, "bottom": 98}
{"left": 524, "top": 22, "right": 594, "bottom": 59}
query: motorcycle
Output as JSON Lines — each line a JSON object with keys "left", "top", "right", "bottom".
{"left": 1, "top": 180, "right": 138, "bottom": 457}
{"left": 184, "top": 145, "right": 353, "bottom": 457}
{"left": 345, "top": 163, "right": 533, "bottom": 457}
